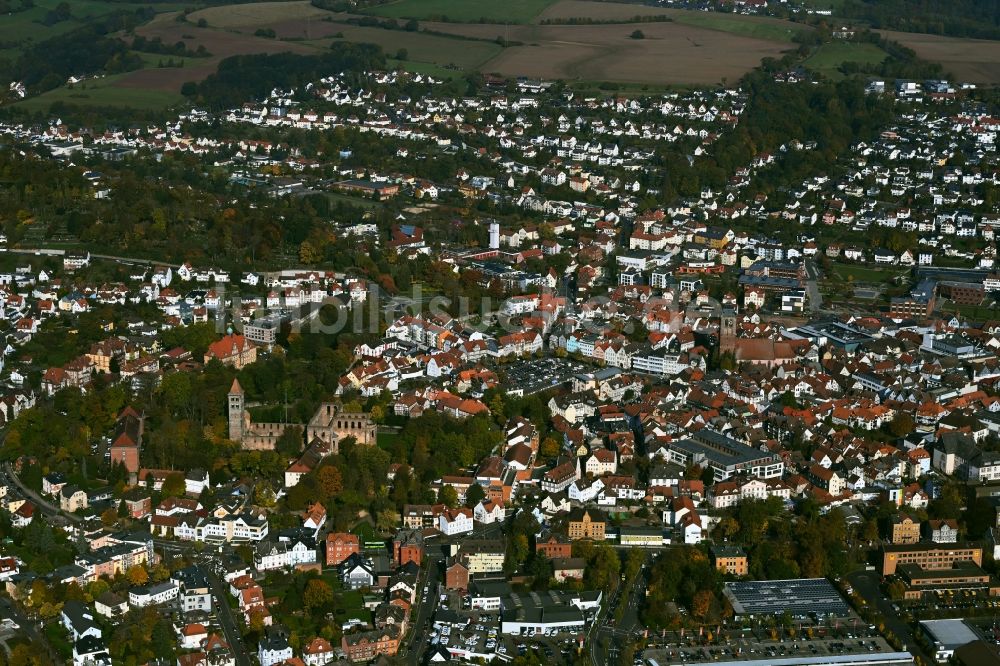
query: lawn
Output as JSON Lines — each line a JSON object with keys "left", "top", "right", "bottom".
{"left": 829, "top": 263, "right": 908, "bottom": 283}
{"left": 376, "top": 431, "right": 399, "bottom": 452}
{"left": 805, "top": 42, "right": 888, "bottom": 76}
{"left": 14, "top": 74, "right": 185, "bottom": 112}
{"left": 351, "top": 521, "right": 379, "bottom": 544}
{"left": 938, "top": 299, "right": 1000, "bottom": 320}
{"left": 322, "top": 191, "right": 382, "bottom": 209}
{"left": 368, "top": 0, "right": 556, "bottom": 24}
{"left": 667, "top": 10, "right": 808, "bottom": 43}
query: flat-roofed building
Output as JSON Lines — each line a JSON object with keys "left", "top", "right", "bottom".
{"left": 881, "top": 543, "right": 982, "bottom": 576}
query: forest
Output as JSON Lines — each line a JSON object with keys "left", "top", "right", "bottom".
{"left": 838, "top": 0, "right": 1000, "bottom": 39}
{"left": 0, "top": 8, "right": 154, "bottom": 94}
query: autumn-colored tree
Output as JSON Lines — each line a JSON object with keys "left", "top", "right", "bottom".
{"left": 64, "top": 582, "right": 87, "bottom": 602}
{"left": 316, "top": 465, "right": 343, "bottom": 499}
{"left": 248, "top": 608, "right": 266, "bottom": 633}
{"left": 887, "top": 412, "right": 915, "bottom": 438}
{"left": 377, "top": 274, "right": 397, "bottom": 294}
{"left": 87, "top": 579, "right": 110, "bottom": 600}
{"left": 303, "top": 578, "right": 333, "bottom": 611}
{"left": 37, "top": 601, "right": 62, "bottom": 619}
{"left": 28, "top": 580, "right": 49, "bottom": 609}
{"left": 161, "top": 472, "right": 186, "bottom": 498}
{"left": 149, "top": 563, "right": 170, "bottom": 583}
{"left": 9, "top": 644, "right": 46, "bottom": 666}
{"left": 100, "top": 507, "right": 119, "bottom": 527}
{"left": 126, "top": 565, "right": 149, "bottom": 586}
{"left": 691, "top": 589, "right": 713, "bottom": 620}
{"left": 299, "top": 240, "right": 321, "bottom": 264}
{"left": 540, "top": 437, "right": 560, "bottom": 460}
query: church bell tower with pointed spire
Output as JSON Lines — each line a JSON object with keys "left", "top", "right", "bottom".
{"left": 228, "top": 378, "right": 245, "bottom": 442}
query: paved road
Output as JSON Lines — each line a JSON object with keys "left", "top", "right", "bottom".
{"left": 0, "top": 597, "right": 60, "bottom": 664}
{"left": 402, "top": 557, "right": 440, "bottom": 662}
{"left": 7, "top": 247, "right": 180, "bottom": 268}
{"left": 206, "top": 568, "right": 253, "bottom": 666}
{"left": 846, "top": 570, "right": 929, "bottom": 663}
{"left": 590, "top": 555, "right": 649, "bottom": 666}
{"left": 1, "top": 462, "right": 79, "bottom": 523}
{"left": 804, "top": 257, "right": 823, "bottom": 313}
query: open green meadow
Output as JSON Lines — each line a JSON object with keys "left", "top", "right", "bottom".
{"left": 805, "top": 42, "right": 888, "bottom": 75}
{"left": 319, "top": 26, "right": 502, "bottom": 69}
{"left": 14, "top": 73, "right": 185, "bottom": 112}
{"left": 368, "top": 0, "right": 556, "bottom": 24}
{"left": 668, "top": 10, "right": 808, "bottom": 42}
{"left": 0, "top": 0, "right": 193, "bottom": 45}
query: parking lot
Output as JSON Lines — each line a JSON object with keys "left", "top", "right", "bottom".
{"left": 430, "top": 603, "right": 589, "bottom": 664}
{"left": 500, "top": 357, "right": 588, "bottom": 396}
{"left": 642, "top": 633, "right": 896, "bottom": 664}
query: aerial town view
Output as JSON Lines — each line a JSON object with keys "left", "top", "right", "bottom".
{"left": 0, "top": 0, "right": 996, "bottom": 664}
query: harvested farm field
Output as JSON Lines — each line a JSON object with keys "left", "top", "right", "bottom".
{"left": 423, "top": 22, "right": 792, "bottom": 84}
{"left": 535, "top": 0, "right": 679, "bottom": 21}
{"left": 536, "top": 1, "right": 809, "bottom": 42}
{"left": 877, "top": 30, "right": 1000, "bottom": 84}
{"left": 187, "top": 1, "right": 333, "bottom": 28}
{"left": 113, "top": 12, "right": 320, "bottom": 92}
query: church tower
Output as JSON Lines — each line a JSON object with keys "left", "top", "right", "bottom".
{"left": 228, "top": 378, "right": 245, "bottom": 442}
{"left": 719, "top": 307, "right": 736, "bottom": 353}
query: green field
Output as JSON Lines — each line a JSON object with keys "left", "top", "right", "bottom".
{"left": 319, "top": 26, "right": 502, "bottom": 69}
{"left": 805, "top": 42, "right": 888, "bottom": 75}
{"left": 369, "top": 0, "right": 556, "bottom": 24}
{"left": 14, "top": 73, "right": 185, "bottom": 112}
{"left": 387, "top": 57, "right": 459, "bottom": 80}
{"left": 798, "top": 0, "right": 847, "bottom": 9}
{"left": 133, "top": 51, "right": 196, "bottom": 69}
{"left": 0, "top": 0, "right": 194, "bottom": 45}
{"left": 829, "top": 263, "right": 907, "bottom": 283}
{"left": 669, "top": 10, "right": 808, "bottom": 42}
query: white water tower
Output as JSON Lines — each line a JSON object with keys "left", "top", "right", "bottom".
{"left": 489, "top": 221, "right": 500, "bottom": 250}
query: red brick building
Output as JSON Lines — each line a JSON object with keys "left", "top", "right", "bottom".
{"left": 392, "top": 529, "right": 424, "bottom": 567}
{"left": 341, "top": 626, "right": 401, "bottom": 662}
{"left": 109, "top": 406, "right": 143, "bottom": 476}
{"left": 535, "top": 534, "right": 572, "bottom": 559}
{"left": 326, "top": 533, "right": 360, "bottom": 566}
{"left": 444, "top": 558, "right": 469, "bottom": 591}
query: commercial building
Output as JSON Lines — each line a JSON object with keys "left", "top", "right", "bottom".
{"left": 500, "top": 590, "right": 602, "bottom": 635}
{"left": 660, "top": 429, "right": 784, "bottom": 482}
{"left": 724, "top": 578, "right": 850, "bottom": 618}
{"left": 881, "top": 543, "right": 982, "bottom": 576}
{"left": 882, "top": 543, "right": 998, "bottom": 600}
{"left": 617, "top": 526, "right": 667, "bottom": 548}
{"left": 920, "top": 619, "right": 979, "bottom": 661}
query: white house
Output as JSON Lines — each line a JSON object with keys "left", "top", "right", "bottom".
{"left": 128, "top": 581, "right": 179, "bottom": 607}
{"left": 438, "top": 508, "right": 474, "bottom": 536}
{"left": 473, "top": 500, "right": 505, "bottom": 525}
